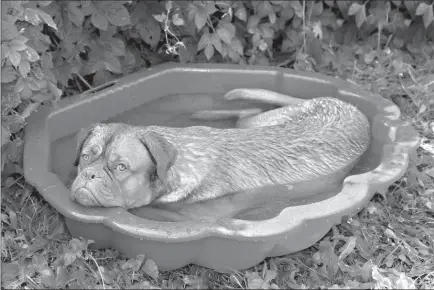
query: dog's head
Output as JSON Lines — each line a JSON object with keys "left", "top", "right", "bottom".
{"left": 70, "top": 123, "right": 177, "bottom": 209}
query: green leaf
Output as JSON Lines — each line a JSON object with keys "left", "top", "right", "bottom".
{"left": 416, "top": 2, "right": 430, "bottom": 15}
{"left": 18, "top": 60, "right": 31, "bottom": 77}
{"left": 210, "top": 34, "right": 223, "bottom": 55}
{"left": 138, "top": 18, "right": 161, "bottom": 48}
{"left": 355, "top": 6, "right": 367, "bottom": 28}
{"left": 34, "top": 8, "right": 58, "bottom": 30}
{"left": 227, "top": 48, "right": 240, "bottom": 63}
{"left": 172, "top": 13, "right": 185, "bottom": 26}
{"left": 99, "top": 34, "right": 126, "bottom": 56}
{"left": 93, "top": 69, "right": 115, "bottom": 87}
{"left": 104, "top": 57, "right": 122, "bottom": 74}
{"left": 1, "top": 66, "right": 18, "bottom": 83}
{"left": 259, "top": 24, "right": 274, "bottom": 38}
{"left": 48, "top": 82, "right": 62, "bottom": 100}
{"left": 235, "top": 6, "right": 247, "bottom": 22}
{"left": 105, "top": 3, "right": 131, "bottom": 26}
{"left": 194, "top": 7, "right": 208, "bottom": 30}
{"left": 80, "top": 1, "right": 95, "bottom": 16}
{"left": 22, "top": 25, "right": 50, "bottom": 53}
{"left": 111, "top": 38, "right": 126, "bottom": 56}
{"left": 257, "top": 1, "right": 273, "bottom": 18}
{"left": 422, "top": 5, "right": 434, "bottom": 28}
{"left": 67, "top": 1, "right": 85, "bottom": 26}
{"left": 206, "top": 2, "right": 217, "bottom": 15}
{"left": 1, "top": 21, "right": 19, "bottom": 41}
{"left": 288, "top": 1, "right": 304, "bottom": 18}
{"left": 268, "top": 12, "right": 276, "bottom": 24}
{"left": 20, "top": 83, "right": 33, "bottom": 99}
{"left": 3, "top": 114, "right": 26, "bottom": 133}
{"left": 230, "top": 38, "right": 244, "bottom": 55}
{"left": 216, "top": 26, "right": 233, "bottom": 45}
{"left": 9, "top": 51, "right": 21, "bottom": 67}
{"left": 22, "top": 47, "right": 40, "bottom": 62}
{"left": 9, "top": 39, "right": 27, "bottom": 52}
{"left": 204, "top": 43, "right": 214, "bottom": 60}
{"left": 31, "top": 92, "right": 53, "bottom": 103}
{"left": 91, "top": 9, "right": 109, "bottom": 30}
{"left": 19, "top": 8, "right": 42, "bottom": 26}
{"left": 247, "top": 15, "right": 261, "bottom": 34}
{"left": 41, "top": 52, "right": 54, "bottom": 70}
{"left": 348, "top": 3, "right": 362, "bottom": 16}
{"left": 37, "top": 1, "right": 53, "bottom": 7}
{"left": 2, "top": 44, "right": 11, "bottom": 60}
{"left": 153, "top": 13, "right": 166, "bottom": 23}
{"left": 197, "top": 30, "right": 210, "bottom": 51}
{"left": 15, "top": 35, "right": 29, "bottom": 44}
{"left": 28, "top": 77, "right": 47, "bottom": 90}
{"left": 324, "top": 0, "right": 335, "bottom": 7}
{"left": 311, "top": 1, "right": 324, "bottom": 16}
{"left": 187, "top": 3, "right": 198, "bottom": 22}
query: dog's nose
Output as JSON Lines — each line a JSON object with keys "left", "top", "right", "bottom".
{"left": 82, "top": 169, "right": 97, "bottom": 180}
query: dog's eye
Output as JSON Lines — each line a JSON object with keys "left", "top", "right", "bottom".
{"left": 81, "top": 154, "right": 90, "bottom": 161}
{"left": 116, "top": 163, "right": 127, "bottom": 171}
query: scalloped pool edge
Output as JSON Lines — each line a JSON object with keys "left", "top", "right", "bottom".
{"left": 24, "top": 63, "right": 420, "bottom": 272}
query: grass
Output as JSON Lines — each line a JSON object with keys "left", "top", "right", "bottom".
{"left": 2, "top": 42, "right": 433, "bottom": 289}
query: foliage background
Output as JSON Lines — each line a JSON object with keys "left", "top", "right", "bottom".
{"left": 2, "top": 0, "right": 433, "bottom": 289}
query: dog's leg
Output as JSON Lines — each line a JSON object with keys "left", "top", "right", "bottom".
{"left": 190, "top": 108, "right": 263, "bottom": 121}
{"left": 236, "top": 105, "right": 307, "bottom": 128}
{"left": 224, "top": 88, "right": 306, "bottom": 106}
{"left": 191, "top": 89, "right": 310, "bottom": 128}
{"left": 222, "top": 89, "right": 315, "bottom": 128}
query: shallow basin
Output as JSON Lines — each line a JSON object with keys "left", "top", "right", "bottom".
{"left": 24, "top": 63, "right": 419, "bottom": 272}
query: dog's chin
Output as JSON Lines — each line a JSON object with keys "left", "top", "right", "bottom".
{"left": 72, "top": 187, "right": 98, "bottom": 207}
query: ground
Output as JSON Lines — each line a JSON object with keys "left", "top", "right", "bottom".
{"left": 1, "top": 43, "right": 433, "bottom": 289}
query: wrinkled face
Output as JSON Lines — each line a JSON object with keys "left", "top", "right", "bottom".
{"left": 70, "top": 124, "right": 158, "bottom": 209}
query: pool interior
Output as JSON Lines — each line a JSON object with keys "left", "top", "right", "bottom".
{"left": 50, "top": 93, "right": 382, "bottom": 221}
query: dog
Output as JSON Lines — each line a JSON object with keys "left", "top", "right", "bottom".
{"left": 70, "top": 89, "right": 371, "bottom": 222}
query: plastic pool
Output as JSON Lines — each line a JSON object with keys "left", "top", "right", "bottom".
{"left": 24, "top": 63, "right": 419, "bottom": 272}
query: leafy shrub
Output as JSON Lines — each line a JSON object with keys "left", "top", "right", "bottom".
{"left": 1, "top": 0, "right": 433, "bottom": 177}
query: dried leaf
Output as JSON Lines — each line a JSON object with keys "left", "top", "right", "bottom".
{"left": 121, "top": 254, "right": 145, "bottom": 271}
{"left": 246, "top": 271, "right": 266, "bottom": 288}
{"left": 338, "top": 236, "right": 357, "bottom": 261}
{"left": 142, "top": 259, "right": 159, "bottom": 280}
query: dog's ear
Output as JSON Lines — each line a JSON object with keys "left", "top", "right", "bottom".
{"left": 73, "top": 123, "right": 102, "bottom": 166}
{"left": 138, "top": 131, "right": 177, "bottom": 184}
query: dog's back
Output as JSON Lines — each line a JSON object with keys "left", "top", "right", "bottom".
{"left": 149, "top": 96, "right": 371, "bottom": 204}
